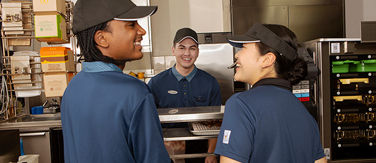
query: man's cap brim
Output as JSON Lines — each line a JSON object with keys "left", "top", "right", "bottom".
{"left": 176, "top": 36, "right": 199, "bottom": 44}
{"left": 227, "top": 35, "right": 260, "bottom": 48}
{"left": 114, "top": 6, "right": 157, "bottom": 21}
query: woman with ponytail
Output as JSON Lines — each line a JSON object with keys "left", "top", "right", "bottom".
{"left": 214, "top": 23, "right": 327, "bottom": 163}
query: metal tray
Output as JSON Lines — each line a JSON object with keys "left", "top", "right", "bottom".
{"left": 189, "top": 122, "right": 220, "bottom": 136}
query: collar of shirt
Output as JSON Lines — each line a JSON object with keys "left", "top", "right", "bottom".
{"left": 171, "top": 65, "right": 197, "bottom": 82}
{"left": 82, "top": 61, "right": 123, "bottom": 73}
{"left": 251, "top": 78, "right": 292, "bottom": 90}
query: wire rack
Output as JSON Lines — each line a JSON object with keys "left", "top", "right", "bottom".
{"left": 189, "top": 122, "right": 221, "bottom": 136}
{"left": 0, "top": 0, "right": 76, "bottom": 121}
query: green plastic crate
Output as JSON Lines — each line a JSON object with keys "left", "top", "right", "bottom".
{"left": 332, "top": 60, "right": 356, "bottom": 73}
{"left": 350, "top": 59, "right": 376, "bottom": 72}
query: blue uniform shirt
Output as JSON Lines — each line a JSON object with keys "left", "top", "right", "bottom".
{"left": 61, "top": 61, "right": 171, "bottom": 163}
{"left": 148, "top": 66, "right": 221, "bottom": 108}
{"left": 215, "top": 78, "right": 325, "bottom": 163}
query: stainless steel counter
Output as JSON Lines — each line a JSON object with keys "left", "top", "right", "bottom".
{"left": 163, "top": 128, "right": 217, "bottom": 141}
{"left": 0, "top": 113, "right": 61, "bottom": 132}
{"left": 158, "top": 105, "right": 224, "bottom": 123}
{"left": 0, "top": 106, "right": 225, "bottom": 131}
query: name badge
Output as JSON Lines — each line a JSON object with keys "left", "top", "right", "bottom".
{"left": 168, "top": 90, "right": 178, "bottom": 94}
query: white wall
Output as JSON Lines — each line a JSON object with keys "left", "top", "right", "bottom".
{"left": 188, "top": 0, "right": 231, "bottom": 33}
{"left": 150, "top": 0, "right": 231, "bottom": 57}
{"left": 363, "top": 0, "right": 376, "bottom": 20}
{"left": 345, "top": 0, "right": 376, "bottom": 38}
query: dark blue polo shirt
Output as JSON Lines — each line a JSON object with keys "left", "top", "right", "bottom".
{"left": 215, "top": 78, "right": 324, "bottom": 163}
{"left": 148, "top": 66, "right": 221, "bottom": 108}
{"left": 61, "top": 61, "right": 170, "bottom": 163}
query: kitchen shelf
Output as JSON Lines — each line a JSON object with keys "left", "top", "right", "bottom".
{"left": 158, "top": 106, "right": 224, "bottom": 160}
{"left": 163, "top": 128, "right": 217, "bottom": 141}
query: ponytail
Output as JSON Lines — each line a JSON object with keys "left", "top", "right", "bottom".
{"left": 287, "top": 57, "right": 307, "bottom": 85}
{"left": 257, "top": 38, "right": 308, "bottom": 85}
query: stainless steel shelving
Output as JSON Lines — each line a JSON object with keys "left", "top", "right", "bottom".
{"left": 157, "top": 105, "right": 224, "bottom": 159}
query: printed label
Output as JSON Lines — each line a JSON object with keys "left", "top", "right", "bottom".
{"left": 331, "top": 43, "right": 340, "bottom": 53}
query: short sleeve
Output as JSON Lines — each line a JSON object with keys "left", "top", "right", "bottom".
{"left": 313, "top": 122, "right": 325, "bottom": 160}
{"left": 214, "top": 95, "right": 256, "bottom": 163}
{"left": 128, "top": 93, "right": 171, "bottom": 163}
{"left": 147, "top": 78, "right": 160, "bottom": 107}
{"left": 147, "top": 77, "right": 154, "bottom": 89}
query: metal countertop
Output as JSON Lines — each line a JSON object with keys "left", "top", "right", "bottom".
{"left": 158, "top": 105, "right": 225, "bottom": 123}
{"left": 0, "top": 113, "right": 62, "bottom": 131}
{"left": 0, "top": 106, "right": 225, "bottom": 130}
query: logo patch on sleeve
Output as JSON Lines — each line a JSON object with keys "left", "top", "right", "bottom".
{"left": 223, "top": 130, "right": 231, "bottom": 144}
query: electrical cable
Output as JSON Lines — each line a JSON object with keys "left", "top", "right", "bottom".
{"left": 0, "top": 75, "right": 9, "bottom": 115}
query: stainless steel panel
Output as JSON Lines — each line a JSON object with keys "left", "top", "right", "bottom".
{"left": 232, "top": 6, "right": 288, "bottom": 35}
{"left": 361, "top": 21, "right": 376, "bottom": 43}
{"left": 231, "top": 0, "right": 344, "bottom": 42}
{"left": 305, "top": 38, "right": 361, "bottom": 42}
{"left": 317, "top": 42, "right": 332, "bottom": 151}
{"left": 195, "top": 44, "right": 234, "bottom": 104}
{"left": 158, "top": 106, "right": 224, "bottom": 123}
{"left": 22, "top": 131, "right": 51, "bottom": 163}
{"left": 197, "top": 33, "right": 232, "bottom": 44}
{"left": 232, "top": 0, "right": 336, "bottom": 7}
{"left": 289, "top": 5, "right": 344, "bottom": 42}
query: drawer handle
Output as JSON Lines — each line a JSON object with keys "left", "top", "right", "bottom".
{"left": 20, "top": 132, "right": 46, "bottom": 137}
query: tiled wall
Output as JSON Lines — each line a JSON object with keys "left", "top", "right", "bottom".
{"left": 123, "top": 52, "right": 176, "bottom": 76}
{"left": 124, "top": 52, "right": 152, "bottom": 70}
{"left": 152, "top": 56, "right": 175, "bottom": 74}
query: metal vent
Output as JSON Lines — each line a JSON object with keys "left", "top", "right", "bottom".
{"left": 361, "top": 21, "right": 376, "bottom": 43}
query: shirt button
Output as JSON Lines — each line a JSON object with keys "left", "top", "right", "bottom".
{"left": 184, "top": 92, "right": 187, "bottom": 95}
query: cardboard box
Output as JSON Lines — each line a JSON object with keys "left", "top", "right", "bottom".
{"left": 43, "top": 72, "right": 74, "bottom": 97}
{"left": 32, "top": 0, "right": 66, "bottom": 15}
{"left": 4, "top": 27, "right": 24, "bottom": 35}
{"left": 34, "top": 14, "right": 68, "bottom": 43}
{"left": 40, "top": 47, "right": 75, "bottom": 72}
{"left": 5, "top": 7, "right": 33, "bottom": 45}
{"left": 10, "top": 56, "right": 31, "bottom": 81}
{"left": 1, "top": 3, "right": 23, "bottom": 28}
{"left": 8, "top": 38, "right": 31, "bottom": 46}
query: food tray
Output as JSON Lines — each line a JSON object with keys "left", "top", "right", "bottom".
{"left": 189, "top": 122, "right": 220, "bottom": 136}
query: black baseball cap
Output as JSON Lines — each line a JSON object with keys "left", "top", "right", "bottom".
{"left": 173, "top": 28, "right": 198, "bottom": 44}
{"left": 227, "top": 23, "right": 297, "bottom": 61}
{"left": 73, "top": 0, "right": 157, "bottom": 34}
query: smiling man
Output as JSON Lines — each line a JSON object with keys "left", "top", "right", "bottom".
{"left": 60, "top": 0, "right": 171, "bottom": 162}
{"left": 148, "top": 28, "right": 221, "bottom": 163}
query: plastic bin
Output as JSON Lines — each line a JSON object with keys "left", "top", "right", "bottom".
{"left": 349, "top": 59, "right": 376, "bottom": 72}
{"left": 363, "top": 60, "right": 376, "bottom": 72}
{"left": 332, "top": 60, "right": 357, "bottom": 73}
{"left": 31, "top": 106, "right": 43, "bottom": 114}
